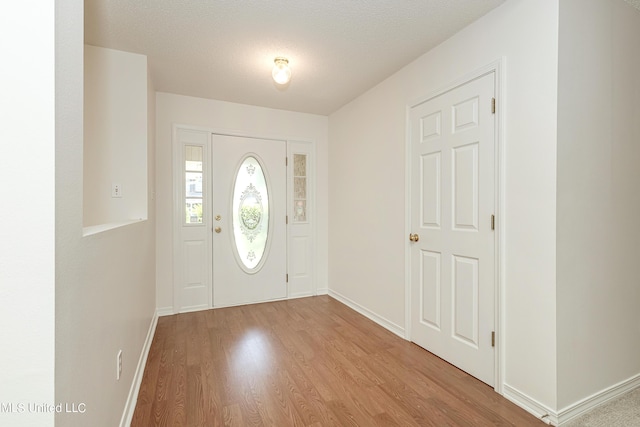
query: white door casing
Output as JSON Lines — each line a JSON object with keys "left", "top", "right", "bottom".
{"left": 212, "top": 134, "right": 287, "bottom": 307}
{"left": 172, "top": 126, "right": 318, "bottom": 314}
{"left": 409, "top": 71, "right": 496, "bottom": 386}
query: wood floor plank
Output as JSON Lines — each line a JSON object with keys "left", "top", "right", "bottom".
{"left": 221, "top": 403, "right": 244, "bottom": 427}
{"left": 131, "top": 318, "right": 166, "bottom": 424}
{"left": 186, "top": 365, "right": 205, "bottom": 426}
{"left": 150, "top": 318, "right": 177, "bottom": 426}
{"left": 131, "top": 296, "right": 544, "bottom": 427}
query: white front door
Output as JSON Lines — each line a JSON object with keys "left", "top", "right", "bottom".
{"left": 409, "top": 72, "right": 496, "bottom": 386}
{"left": 212, "top": 134, "right": 287, "bottom": 307}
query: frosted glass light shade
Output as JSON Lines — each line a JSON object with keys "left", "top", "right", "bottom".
{"left": 272, "top": 57, "right": 291, "bottom": 85}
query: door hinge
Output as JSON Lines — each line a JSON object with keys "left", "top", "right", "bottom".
{"left": 491, "top": 331, "right": 496, "bottom": 347}
{"left": 491, "top": 98, "right": 496, "bottom": 114}
{"left": 491, "top": 214, "right": 495, "bottom": 230}
{"left": 286, "top": 157, "right": 288, "bottom": 166}
{"left": 286, "top": 273, "right": 289, "bottom": 283}
{"left": 286, "top": 215, "right": 289, "bottom": 224}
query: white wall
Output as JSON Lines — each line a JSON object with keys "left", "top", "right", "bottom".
{"left": 155, "top": 93, "right": 328, "bottom": 312}
{"left": 557, "top": 0, "right": 640, "bottom": 410}
{"left": 0, "top": 2, "right": 55, "bottom": 426}
{"left": 328, "top": 0, "right": 559, "bottom": 412}
{"left": 55, "top": 4, "right": 157, "bottom": 425}
{"left": 84, "top": 45, "right": 148, "bottom": 227}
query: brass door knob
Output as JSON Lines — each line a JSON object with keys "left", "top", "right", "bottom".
{"left": 409, "top": 233, "right": 420, "bottom": 242}
{"left": 214, "top": 227, "right": 222, "bottom": 233}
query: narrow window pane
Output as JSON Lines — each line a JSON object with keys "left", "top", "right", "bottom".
{"left": 185, "top": 145, "right": 203, "bottom": 171}
{"left": 294, "top": 177, "right": 306, "bottom": 199}
{"left": 184, "top": 145, "right": 204, "bottom": 225}
{"left": 293, "top": 154, "right": 307, "bottom": 223}
{"left": 294, "top": 153, "right": 306, "bottom": 177}
{"left": 185, "top": 199, "right": 203, "bottom": 224}
{"left": 185, "top": 172, "right": 203, "bottom": 198}
{"left": 294, "top": 200, "right": 306, "bottom": 222}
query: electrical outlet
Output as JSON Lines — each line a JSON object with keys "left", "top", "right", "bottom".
{"left": 112, "top": 183, "right": 122, "bottom": 198}
{"left": 116, "top": 350, "right": 122, "bottom": 380}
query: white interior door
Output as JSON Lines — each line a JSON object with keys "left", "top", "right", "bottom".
{"left": 409, "top": 72, "right": 496, "bottom": 386}
{"left": 212, "top": 134, "right": 287, "bottom": 307}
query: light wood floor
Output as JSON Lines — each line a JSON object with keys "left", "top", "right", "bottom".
{"left": 132, "top": 296, "right": 544, "bottom": 426}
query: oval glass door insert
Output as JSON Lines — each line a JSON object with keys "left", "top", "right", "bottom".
{"left": 232, "top": 156, "right": 270, "bottom": 270}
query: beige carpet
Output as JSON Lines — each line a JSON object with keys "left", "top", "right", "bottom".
{"left": 563, "top": 388, "right": 640, "bottom": 426}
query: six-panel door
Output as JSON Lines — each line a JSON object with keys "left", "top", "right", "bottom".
{"left": 410, "top": 72, "right": 496, "bottom": 386}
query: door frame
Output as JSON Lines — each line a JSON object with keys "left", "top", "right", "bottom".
{"left": 172, "top": 124, "right": 318, "bottom": 313}
{"left": 404, "top": 59, "right": 505, "bottom": 393}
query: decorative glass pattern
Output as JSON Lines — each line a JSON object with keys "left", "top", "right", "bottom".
{"left": 294, "top": 154, "right": 306, "bottom": 177}
{"left": 185, "top": 146, "right": 204, "bottom": 224}
{"left": 294, "top": 177, "right": 306, "bottom": 199}
{"left": 294, "top": 200, "right": 306, "bottom": 222}
{"left": 293, "top": 154, "right": 307, "bottom": 222}
{"left": 232, "top": 156, "right": 269, "bottom": 270}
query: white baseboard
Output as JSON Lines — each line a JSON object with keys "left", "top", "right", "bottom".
{"left": 119, "top": 311, "right": 159, "bottom": 427}
{"left": 503, "top": 383, "right": 556, "bottom": 425}
{"left": 178, "top": 304, "right": 209, "bottom": 314}
{"left": 505, "top": 373, "right": 640, "bottom": 426}
{"left": 156, "top": 306, "right": 174, "bottom": 317}
{"left": 327, "top": 289, "right": 405, "bottom": 338}
{"left": 288, "top": 292, "right": 315, "bottom": 300}
{"left": 315, "top": 287, "right": 329, "bottom": 295}
{"left": 556, "top": 373, "right": 640, "bottom": 425}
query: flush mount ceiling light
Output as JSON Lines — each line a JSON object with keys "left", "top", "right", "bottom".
{"left": 272, "top": 57, "right": 291, "bottom": 85}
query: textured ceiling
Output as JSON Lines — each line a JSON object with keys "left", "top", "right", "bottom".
{"left": 85, "top": 0, "right": 507, "bottom": 115}
{"left": 625, "top": 0, "right": 640, "bottom": 9}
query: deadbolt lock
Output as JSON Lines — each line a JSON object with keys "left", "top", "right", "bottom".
{"left": 215, "top": 215, "right": 222, "bottom": 221}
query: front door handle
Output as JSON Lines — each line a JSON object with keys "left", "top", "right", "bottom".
{"left": 409, "top": 233, "right": 420, "bottom": 242}
{"left": 214, "top": 227, "right": 222, "bottom": 233}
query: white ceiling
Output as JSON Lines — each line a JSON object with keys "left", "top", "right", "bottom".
{"left": 626, "top": 0, "right": 640, "bottom": 9}
{"left": 85, "top": 0, "right": 510, "bottom": 115}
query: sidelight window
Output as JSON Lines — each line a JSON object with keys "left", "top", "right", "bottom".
{"left": 185, "top": 145, "right": 203, "bottom": 224}
{"left": 293, "top": 154, "right": 308, "bottom": 222}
